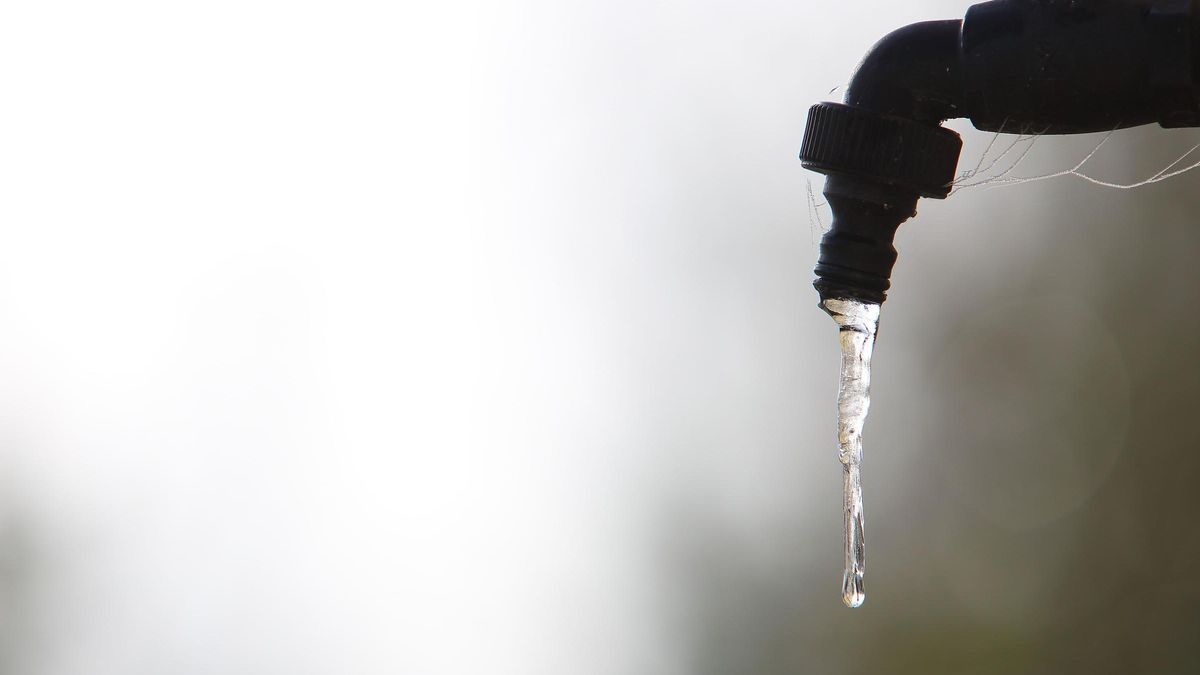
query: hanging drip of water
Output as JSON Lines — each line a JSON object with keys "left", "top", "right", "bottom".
{"left": 821, "top": 297, "right": 880, "bottom": 608}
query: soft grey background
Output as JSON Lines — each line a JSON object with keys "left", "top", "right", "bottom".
{"left": 0, "top": 1, "right": 1198, "bottom": 673}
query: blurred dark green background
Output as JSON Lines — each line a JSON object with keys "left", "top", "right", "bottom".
{"left": 663, "top": 125, "right": 1200, "bottom": 673}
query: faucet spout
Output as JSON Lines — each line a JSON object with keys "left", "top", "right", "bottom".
{"left": 801, "top": 0, "right": 1200, "bottom": 304}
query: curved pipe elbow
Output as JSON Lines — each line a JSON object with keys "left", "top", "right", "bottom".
{"left": 843, "top": 20, "right": 966, "bottom": 124}
{"left": 839, "top": 0, "right": 1200, "bottom": 133}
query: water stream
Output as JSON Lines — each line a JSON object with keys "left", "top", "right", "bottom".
{"left": 821, "top": 297, "right": 880, "bottom": 608}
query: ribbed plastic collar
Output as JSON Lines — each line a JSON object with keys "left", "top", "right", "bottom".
{"left": 799, "top": 102, "right": 962, "bottom": 198}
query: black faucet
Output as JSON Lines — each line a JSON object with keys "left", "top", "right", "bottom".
{"left": 800, "top": 0, "right": 1200, "bottom": 305}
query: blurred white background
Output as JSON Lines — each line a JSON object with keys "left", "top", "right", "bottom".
{"left": 1, "top": 1, "right": 1198, "bottom": 674}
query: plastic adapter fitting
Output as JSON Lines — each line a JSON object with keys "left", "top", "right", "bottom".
{"left": 802, "top": 103, "right": 962, "bottom": 303}
{"left": 801, "top": 0, "right": 1200, "bottom": 305}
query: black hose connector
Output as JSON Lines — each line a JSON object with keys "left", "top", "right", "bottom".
{"left": 802, "top": 103, "right": 962, "bottom": 303}
{"left": 801, "top": 0, "right": 1200, "bottom": 305}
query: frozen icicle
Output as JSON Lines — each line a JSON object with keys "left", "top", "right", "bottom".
{"left": 821, "top": 297, "right": 879, "bottom": 608}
